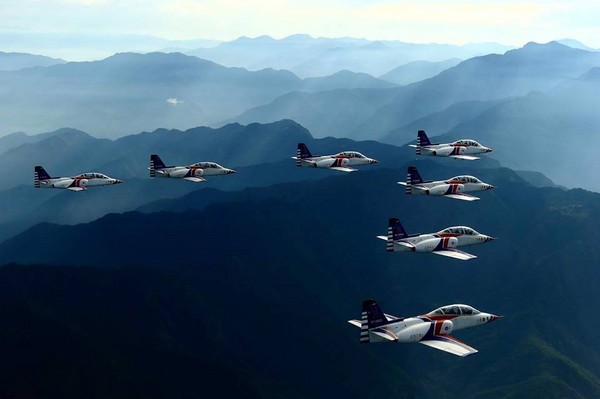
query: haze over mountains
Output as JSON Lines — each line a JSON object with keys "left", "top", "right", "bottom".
{"left": 189, "top": 34, "right": 512, "bottom": 77}
{"left": 2, "top": 33, "right": 600, "bottom": 398}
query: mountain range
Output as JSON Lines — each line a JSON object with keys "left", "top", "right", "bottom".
{"left": 0, "top": 52, "right": 396, "bottom": 138}
{"left": 189, "top": 34, "right": 512, "bottom": 77}
{"left": 1, "top": 164, "right": 599, "bottom": 398}
{"left": 0, "top": 51, "right": 65, "bottom": 71}
{"left": 0, "top": 120, "right": 418, "bottom": 244}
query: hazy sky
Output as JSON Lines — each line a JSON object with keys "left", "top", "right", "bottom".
{"left": 1, "top": 0, "right": 599, "bottom": 51}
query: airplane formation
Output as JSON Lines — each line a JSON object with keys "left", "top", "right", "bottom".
{"left": 32, "top": 129, "right": 499, "bottom": 357}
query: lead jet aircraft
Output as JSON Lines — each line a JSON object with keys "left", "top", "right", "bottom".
{"left": 348, "top": 299, "right": 501, "bottom": 357}
{"left": 150, "top": 154, "right": 235, "bottom": 182}
{"left": 377, "top": 218, "right": 495, "bottom": 260}
{"left": 410, "top": 130, "right": 492, "bottom": 160}
{"left": 398, "top": 165, "right": 494, "bottom": 201}
{"left": 34, "top": 166, "right": 122, "bottom": 191}
{"left": 292, "top": 143, "right": 378, "bottom": 172}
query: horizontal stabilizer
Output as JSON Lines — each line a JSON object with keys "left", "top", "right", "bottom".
{"left": 408, "top": 144, "right": 418, "bottom": 148}
{"left": 408, "top": 185, "right": 429, "bottom": 192}
{"left": 348, "top": 319, "right": 361, "bottom": 328}
{"left": 444, "top": 193, "right": 480, "bottom": 201}
{"left": 450, "top": 155, "right": 480, "bottom": 161}
{"left": 330, "top": 167, "right": 357, "bottom": 173}
{"left": 397, "top": 182, "right": 408, "bottom": 186}
{"left": 419, "top": 335, "right": 478, "bottom": 357}
{"left": 66, "top": 187, "right": 85, "bottom": 192}
{"left": 183, "top": 177, "right": 206, "bottom": 183}
{"left": 370, "top": 329, "right": 398, "bottom": 342}
{"left": 432, "top": 248, "right": 477, "bottom": 261}
{"left": 384, "top": 313, "right": 402, "bottom": 322}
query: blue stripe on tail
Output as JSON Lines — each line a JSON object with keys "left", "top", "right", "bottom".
{"left": 363, "top": 299, "right": 387, "bottom": 330}
{"left": 34, "top": 166, "right": 51, "bottom": 180}
{"left": 406, "top": 166, "right": 424, "bottom": 195}
{"left": 297, "top": 143, "right": 312, "bottom": 159}
{"left": 417, "top": 130, "right": 432, "bottom": 147}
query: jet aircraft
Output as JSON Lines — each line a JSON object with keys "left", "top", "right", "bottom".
{"left": 410, "top": 130, "right": 492, "bottom": 160}
{"left": 292, "top": 143, "right": 378, "bottom": 172}
{"left": 34, "top": 166, "right": 122, "bottom": 191}
{"left": 377, "top": 218, "right": 495, "bottom": 260}
{"left": 398, "top": 165, "right": 494, "bottom": 201}
{"left": 348, "top": 299, "right": 501, "bottom": 357}
{"left": 150, "top": 154, "right": 235, "bottom": 182}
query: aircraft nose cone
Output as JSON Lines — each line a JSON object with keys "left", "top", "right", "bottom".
{"left": 486, "top": 184, "right": 495, "bottom": 190}
{"left": 370, "top": 159, "right": 379, "bottom": 164}
{"left": 486, "top": 148, "right": 493, "bottom": 153}
{"left": 227, "top": 169, "right": 236, "bottom": 174}
{"left": 485, "top": 236, "right": 496, "bottom": 242}
{"left": 489, "top": 315, "right": 502, "bottom": 322}
{"left": 115, "top": 179, "right": 123, "bottom": 184}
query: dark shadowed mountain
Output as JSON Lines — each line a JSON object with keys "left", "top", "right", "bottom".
{"left": 0, "top": 51, "right": 65, "bottom": 71}
{"left": 1, "top": 165, "right": 600, "bottom": 398}
{"left": 0, "top": 120, "right": 418, "bottom": 243}
{"left": 189, "top": 34, "right": 511, "bottom": 77}
{"left": 379, "top": 58, "right": 462, "bottom": 85}
{"left": 233, "top": 42, "right": 600, "bottom": 141}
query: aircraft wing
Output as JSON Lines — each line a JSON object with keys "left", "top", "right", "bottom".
{"left": 329, "top": 167, "right": 357, "bottom": 173}
{"left": 432, "top": 248, "right": 477, "bottom": 261}
{"left": 182, "top": 177, "right": 207, "bottom": 183}
{"left": 419, "top": 335, "right": 478, "bottom": 357}
{"left": 67, "top": 187, "right": 85, "bottom": 192}
{"left": 444, "top": 193, "right": 480, "bottom": 201}
{"left": 449, "top": 155, "right": 480, "bottom": 161}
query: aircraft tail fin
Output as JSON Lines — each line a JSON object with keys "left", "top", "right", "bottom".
{"left": 34, "top": 166, "right": 51, "bottom": 187}
{"left": 360, "top": 299, "right": 388, "bottom": 343}
{"left": 416, "top": 130, "right": 431, "bottom": 155}
{"left": 387, "top": 218, "right": 408, "bottom": 251}
{"left": 150, "top": 154, "right": 166, "bottom": 177}
{"left": 406, "top": 166, "right": 423, "bottom": 193}
{"left": 296, "top": 143, "right": 312, "bottom": 166}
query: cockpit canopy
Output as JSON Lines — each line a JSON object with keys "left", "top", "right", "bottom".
{"left": 452, "top": 139, "right": 481, "bottom": 147}
{"left": 77, "top": 173, "right": 109, "bottom": 179}
{"left": 439, "top": 226, "right": 480, "bottom": 236}
{"left": 190, "top": 162, "right": 222, "bottom": 169}
{"left": 448, "top": 175, "right": 482, "bottom": 184}
{"left": 428, "top": 304, "right": 481, "bottom": 316}
{"left": 335, "top": 151, "right": 366, "bottom": 159}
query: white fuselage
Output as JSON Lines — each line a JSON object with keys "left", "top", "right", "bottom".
{"left": 420, "top": 142, "right": 492, "bottom": 157}
{"left": 409, "top": 179, "right": 493, "bottom": 196}
{"left": 298, "top": 152, "right": 378, "bottom": 169}
{"left": 154, "top": 165, "right": 233, "bottom": 178}
{"left": 391, "top": 229, "right": 493, "bottom": 253}
{"left": 38, "top": 174, "right": 122, "bottom": 190}
{"left": 369, "top": 311, "right": 496, "bottom": 344}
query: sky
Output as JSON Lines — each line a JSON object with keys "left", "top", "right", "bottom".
{"left": 1, "top": 0, "right": 599, "bottom": 59}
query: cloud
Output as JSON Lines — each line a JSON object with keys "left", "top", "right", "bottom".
{"left": 166, "top": 98, "right": 183, "bottom": 105}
